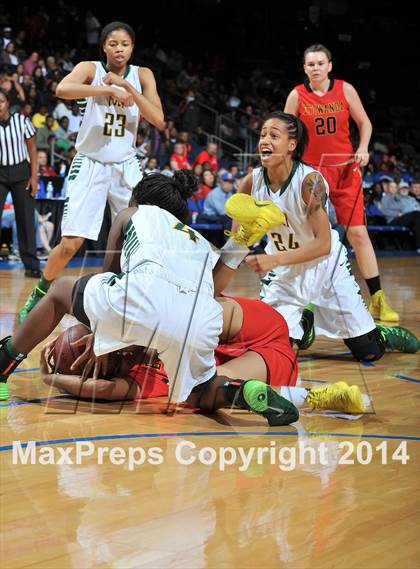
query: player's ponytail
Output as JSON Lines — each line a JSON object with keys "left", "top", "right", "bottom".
{"left": 172, "top": 169, "right": 197, "bottom": 200}
{"left": 264, "top": 111, "right": 308, "bottom": 161}
{"left": 132, "top": 169, "right": 197, "bottom": 223}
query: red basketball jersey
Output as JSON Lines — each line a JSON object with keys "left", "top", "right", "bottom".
{"left": 296, "top": 79, "right": 353, "bottom": 166}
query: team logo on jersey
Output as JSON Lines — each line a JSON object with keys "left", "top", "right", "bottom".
{"left": 302, "top": 101, "right": 344, "bottom": 115}
{"left": 108, "top": 96, "right": 126, "bottom": 108}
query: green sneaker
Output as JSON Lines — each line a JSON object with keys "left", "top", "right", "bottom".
{"left": 0, "top": 382, "right": 9, "bottom": 401}
{"left": 297, "top": 303, "right": 315, "bottom": 350}
{"left": 237, "top": 380, "right": 299, "bottom": 426}
{"left": 17, "top": 285, "right": 47, "bottom": 324}
{"left": 376, "top": 324, "right": 420, "bottom": 353}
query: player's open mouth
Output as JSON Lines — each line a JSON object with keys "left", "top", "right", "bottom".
{"left": 260, "top": 149, "right": 273, "bottom": 160}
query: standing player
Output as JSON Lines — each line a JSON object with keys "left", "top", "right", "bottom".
{"left": 224, "top": 112, "right": 419, "bottom": 360}
{"left": 18, "top": 21, "right": 164, "bottom": 323}
{"left": 0, "top": 171, "right": 299, "bottom": 426}
{"left": 284, "top": 44, "right": 398, "bottom": 322}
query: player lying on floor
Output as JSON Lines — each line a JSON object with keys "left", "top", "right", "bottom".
{"left": 0, "top": 171, "right": 300, "bottom": 425}
{"left": 41, "top": 295, "right": 366, "bottom": 415}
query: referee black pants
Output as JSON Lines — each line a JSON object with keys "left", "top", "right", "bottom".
{"left": 0, "top": 161, "right": 40, "bottom": 271}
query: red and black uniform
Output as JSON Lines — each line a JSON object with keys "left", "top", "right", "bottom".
{"left": 129, "top": 296, "right": 298, "bottom": 399}
{"left": 296, "top": 79, "right": 364, "bottom": 226}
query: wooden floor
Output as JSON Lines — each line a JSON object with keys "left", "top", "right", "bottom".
{"left": 1, "top": 257, "right": 419, "bottom": 569}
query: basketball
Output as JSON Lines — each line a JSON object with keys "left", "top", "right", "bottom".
{"left": 51, "top": 323, "right": 121, "bottom": 378}
{"left": 51, "top": 323, "right": 92, "bottom": 375}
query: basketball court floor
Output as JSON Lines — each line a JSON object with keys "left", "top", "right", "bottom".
{"left": 1, "top": 256, "right": 419, "bottom": 568}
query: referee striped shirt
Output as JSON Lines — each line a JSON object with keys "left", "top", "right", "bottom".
{"left": 0, "top": 113, "right": 36, "bottom": 166}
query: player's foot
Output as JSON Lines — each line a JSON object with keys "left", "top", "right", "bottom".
{"left": 297, "top": 303, "right": 315, "bottom": 350}
{"left": 0, "top": 382, "right": 9, "bottom": 401}
{"left": 306, "top": 381, "right": 365, "bottom": 414}
{"left": 376, "top": 324, "right": 420, "bottom": 353}
{"left": 17, "top": 285, "right": 47, "bottom": 324}
{"left": 369, "top": 290, "right": 399, "bottom": 322}
{"left": 225, "top": 194, "right": 286, "bottom": 247}
{"left": 237, "top": 379, "right": 299, "bottom": 426}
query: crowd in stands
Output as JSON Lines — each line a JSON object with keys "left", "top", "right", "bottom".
{"left": 1, "top": 6, "right": 420, "bottom": 257}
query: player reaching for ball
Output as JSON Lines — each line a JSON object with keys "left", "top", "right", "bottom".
{"left": 216, "top": 112, "right": 419, "bottom": 359}
{"left": 41, "top": 296, "right": 367, "bottom": 415}
{"left": 0, "top": 171, "right": 300, "bottom": 426}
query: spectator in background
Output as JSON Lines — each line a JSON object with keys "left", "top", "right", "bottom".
{"left": 198, "top": 169, "right": 215, "bottom": 199}
{"left": 192, "top": 162, "right": 203, "bottom": 179}
{"left": 410, "top": 179, "right": 420, "bottom": 204}
{"left": 193, "top": 142, "right": 218, "bottom": 172}
{"left": 380, "top": 181, "right": 420, "bottom": 252}
{"left": 85, "top": 11, "right": 101, "bottom": 54}
{"left": 0, "top": 74, "right": 25, "bottom": 112}
{"left": 67, "top": 101, "right": 81, "bottom": 134}
{"left": 1, "top": 26, "right": 12, "bottom": 48}
{"left": 0, "top": 41, "right": 19, "bottom": 67}
{"left": 170, "top": 142, "right": 191, "bottom": 170}
{"left": 0, "top": 88, "right": 40, "bottom": 277}
{"left": 37, "top": 149, "right": 56, "bottom": 176}
{"left": 31, "top": 104, "right": 49, "bottom": 129}
{"left": 55, "top": 115, "right": 76, "bottom": 152}
{"left": 201, "top": 171, "right": 235, "bottom": 223}
{"left": 20, "top": 103, "right": 33, "bottom": 118}
{"left": 144, "top": 157, "right": 159, "bottom": 175}
{"left": 23, "top": 52, "right": 39, "bottom": 76}
{"left": 36, "top": 115, "right": 57, "bottom": 151}
{"left": 178, "top": 130, "right": 191, "bottom": 160}
{"left": 53, "top": 98, "right": 72, "bottom": 121}
{"left": 179, "top": 89, "right": 199, "bottom": 132}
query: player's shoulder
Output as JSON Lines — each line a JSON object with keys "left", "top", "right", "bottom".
{"left": 138, "top": 66, "right": 155, "bottom": 80}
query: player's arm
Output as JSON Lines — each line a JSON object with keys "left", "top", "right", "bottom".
{"left": 212, "top": 173, "right": 254, "bottom": 296}
{"left": 343, "top": 82, "right": 372, "bottom": 167}
{"left": 102, "top": 206, "right": 137, "bottom": 273}
{"left": 284, "top": 89, "right": 299, "bottom": 115}
{"left": 56, "top": 62, "right": 132, "bottom": 106}
{"left": 246, "top": 172, "right": 331, "bottom": 273}
{"left": 103, "top": 67, "right": 164, "bottom": 130}
{"left": 40, "top": 344, "right": 137, "bottom": 400}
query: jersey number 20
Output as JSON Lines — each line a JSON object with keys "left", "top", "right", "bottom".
{"left": 314, "top": 116, "right": 336, "bottom": 136}
{"left": 103, "top": 112, "right": 126, "bottom": 137}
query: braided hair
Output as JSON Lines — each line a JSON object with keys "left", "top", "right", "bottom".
{"left": 131, "top": 169, "right": 197, "bottom": 223}
{"left": 264, "top": 111, "right": 308, "bottom": 161}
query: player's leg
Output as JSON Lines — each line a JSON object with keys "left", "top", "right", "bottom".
{"left": 313, "top": 244, "right": 419, "bottom": 359}
{"left": 18, "top": 157, "right": 109, "bottom": 323}
{"left": 0, "top": 276, "right": 80, "bottom": 399}
{"left": 330, "top": 163, "right": 398, "bottom": 321}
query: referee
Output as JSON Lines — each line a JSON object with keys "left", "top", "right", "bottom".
{"left": 0, "top": 88, "right": 40, "bottom": 277}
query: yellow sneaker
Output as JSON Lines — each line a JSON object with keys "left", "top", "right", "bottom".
{"left": 306, "top": 381, "right": 365, "bottom": 414}
{"left": 225, "top": 194, "right": 286, "bottom": 247}
{"left": 369, "top": 290, "right": 399, "bottom": 322}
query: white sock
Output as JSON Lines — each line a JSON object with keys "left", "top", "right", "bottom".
{"left": 219, "top": 238, "right": 249, "bottom": 270}
{"left": 280, "top": 386, "right": 308, "bottom": 408}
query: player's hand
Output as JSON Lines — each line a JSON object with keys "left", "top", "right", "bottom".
{"left": 103, "top": 71, "right": 127, "bottom": 88}
{"left": 354, "top": 148, "right": 370, "bottom": 167}
{"left": 40, "top": 338, "right": 57, "bottom": 375}
{"left": 107, "top": 86, "right": 134, "bottom": 107}
{"left": 246, "top": 254, "right": 279, "bottom": 274}
{"left": 70, "top": 333, "right": 94, "bottom": 372}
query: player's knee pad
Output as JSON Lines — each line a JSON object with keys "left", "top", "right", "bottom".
{"left": 344, "top": 328, "right": 385, "bottom": 361}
